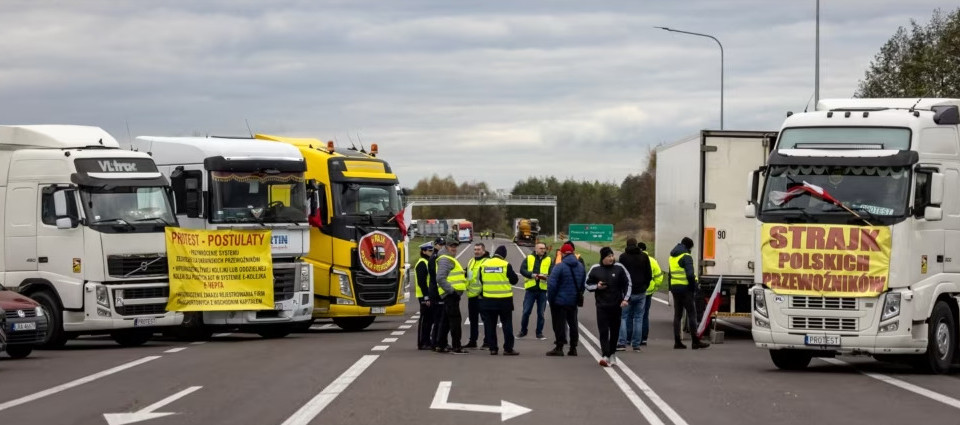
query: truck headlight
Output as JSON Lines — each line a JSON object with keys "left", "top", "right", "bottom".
{"left": 881, "top": 292, "right": 901, "bottom": 321}
{"left": 35, "top": 306, "right": 44, "bottom": 317}
{"left": 300, "top": 266, "right": 311, "bottom": 291}
{"left": 334, "top": 270, "right": 352, "bottom": 297}
{"left": 754, "top": 288, "right": 768, "bottom": 318}
{"left": 96, "top": 286, "right": 109, "bottom": 307}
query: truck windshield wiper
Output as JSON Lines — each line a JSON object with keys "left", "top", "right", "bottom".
{"left": 823, "top": 205, "right": 877, "bottom": 225}
{"left": 762, "top": 206, "right": 814, "bottom": 220}
{"left": 134, "top": 217, "right": 174, "bottom": 227}
{"left": 93, "top": 218, "right": 136, "bottom": 231}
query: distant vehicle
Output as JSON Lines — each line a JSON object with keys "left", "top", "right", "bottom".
{"left": 0, "top": 287, "right": 48, "bottom": 359}
{"left": 421, "top": 219, "right": 448, "bottom": 237}
{"left": 452, "top": 220, "right": 473, "bottom": 243}
{"left": 513, "top": 218, "right": 540, "bottom": 246}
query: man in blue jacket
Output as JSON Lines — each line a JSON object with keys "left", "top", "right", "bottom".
{"left": 545, "top": 243, "right": 586, "bottom": 356}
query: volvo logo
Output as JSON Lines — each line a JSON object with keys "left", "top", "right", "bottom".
{"left": 16, "top": 310, "right": 25, "bottom": 318}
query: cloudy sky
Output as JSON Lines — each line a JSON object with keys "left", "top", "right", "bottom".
{"left": 0, "top": 1, "right": 955, "bottom": 189}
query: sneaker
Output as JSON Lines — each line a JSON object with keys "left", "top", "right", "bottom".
{"left": 598, "top": 356, "right": 610, "bottom": 367}
{"left": 610, "top": 355, "right": 618, "bottom": 366}
{"left": 692, "top": 340, "right": 711, "bottom": 350}
{"left": 546, "top": 348, "right": 564, "bottom": 356}
{"left": 567, "top": 347, "right": 578, "bottom": 356}
{"left": 673, "top": 342, "right": 687, "bottom": 350}
{"left": 490, "top": 349, "right": 499, "bottom": 355}
{"left": 632, "top": 346, "right": 642, "bottom": 352}
{"left": 435, "top": 347, "right": 450, "bottom": 353}
{"left": 640, "top": 341, "right": 648, "bottom": 346}
{"left": 616, "top": 344, "right": 626, "bottom": 351}
{"left": 450, "top": 348, "right": 469, "bottom": 354}
{"left": 480, "top": 343, "right": 490, "bottom": 349}
{"left": 536, "top": 335, "right": 547, "bottom": 340}
{"left": 463, "top": 342, "right": 478, "bottom": 349}
{"left": 516, "top": 332, "right": 527, "bottom": 338}
{"left": 503, "top": 350, "right": 519, "bottom": 356}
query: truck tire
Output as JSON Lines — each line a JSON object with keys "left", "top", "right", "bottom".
{"left": 333, "top": 316, "right": 376, "bottom": 331}
{"left": 175, "top": 312, "right": 214, "bottom": 341}
{"left": 257, "top": 326, "right": 293, "bottom": 339}
{"left": 111, "top": 330, "right": 153, "bottom": 347}
{"left": 915, "top": 301, "right": 955, "bottom": 374}
{"left": 5, "top": 344, "right": 33, "bottom": 359}
{"left": 31, "top": 291, "right": 68, "bottom": 349}
{"left": 769, "top": 349, "right": 813, "bottom": 370}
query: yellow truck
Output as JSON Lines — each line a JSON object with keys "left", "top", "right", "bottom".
{"left": 255, "top": 135, "right": 406, "bottom": 330}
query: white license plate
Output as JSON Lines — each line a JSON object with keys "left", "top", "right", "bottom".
{"left": 134, "top": 318, "right": 157, "bottom": 327}
{"left": 274, "top": 303, "right": 284, "bottom": 311}
{"left": 371, "top": 307, "right": 386, "bottom": 314}
{"left": 12, "top": 322, "right": 36, "bottom": 331}
{"left": 805, "top": 334, "right": 841, "bottom": 346}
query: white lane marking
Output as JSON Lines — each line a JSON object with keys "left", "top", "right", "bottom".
{"left": 212, "top": 333, "right": 232, "bottom": 337}
{"left": 652, "top": 296, "right": 669, "bottom": 305}
{"left": 164, "top": 347, "right": 188, "bottom": 353}
{"left": 189, "top": 341, "right": 207, "bottom": 345}
{"left": 456, "top": 246, "right": 472, "bottom": 260}
{"left": 821, "top": 358, "right": 960, "bottom": 409}
{"left": 382, "top": 338, "right": 398, "bottom": 343}
{"left": 399, "top": 324, "right": 412, "bottom": 329}
{"left": 372, "top": 345, "right": 390, "bottom": 351}
{"left": 716, "top": 319, "right": 750, "bottom": 333}
{"left": 281, "top": 355, "right": 380, "bottom": 425}
{"left": 103, "top": 386, "right": 202, "bottom": 425}
{"left": 0, "top": 356, "right": 162, "bottom": 412}
{"left": 511, "top": 243, "right": 527, "bottom": 261}
{"left": 391, "top": 331, "right": 406, "bottom": 336}
{"left": 576, "top": 328, "right": 664, "bottom": 425}
{"left": 430, "top": 381, "right": 531, "bottom": 421}
{"left": 405, "top": 319, "right": 418, "bottom": 324}
{"left": 578, "top": 323, "right": 688, "bottom": 425}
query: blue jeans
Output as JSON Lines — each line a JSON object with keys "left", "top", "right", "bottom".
{"left": 618, "top": 294, "right": 646, "bottom": 347}
{"left": 641, "top": 294, "right": 653, "bottom": 344}
{"left": 520, "top": 290, "right": 547, "bottom": 336}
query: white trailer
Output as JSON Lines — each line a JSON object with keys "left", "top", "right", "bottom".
{"left": 0, "top": 125, "right": 182, "bottom": 347}
{"left": 133, "top": 136, "right": 313, "bottom": 338}
{"left": 655, "top": 130, "right": 776, "bottom": 319}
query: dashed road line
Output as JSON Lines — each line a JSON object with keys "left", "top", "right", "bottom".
{"left": 391, "top": 331, "right": 406, "bottom": 336}
{"left": 190, "top": 341, "right": 208, "bottom": 345}
{"left": 382, "top": 338, "right": 398, "bottom": 343}
{"left": 821, "top": 358, "right": 960, "bottom": 410}
{"left": 212, "top": 333, "right": 233, "bottom": 338}
{"left": 164, "top": 347, "right": 188, "bottom": 353}
{"left": 371, "top": 345, "right": 390, "bottom": 351}
{"left": 281, "top": 355, "right": 380, "bottom": 425}
{"left": 398, "top": 324, "right": 412, "bottom": 329}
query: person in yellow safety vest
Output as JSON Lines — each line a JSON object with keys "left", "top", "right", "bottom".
{"left": 669, "top": 237, "right": 709, "bottom": 350}
{"left": 415, "top": 241, "right": 438, "bottom": 350}
{"left": 479, "top": 245, "right": 520, "bottom": 355}
{"left": 436, "top": 235, "right": 469, "bottom": 354}
{"left": 640, "top": 242, "right": 663, "bottom": 346}
{"left": 518, "top": 242, "right": 553, "bottom": 339}
{"left": 464, "top": 243, "right": 490, "bottom": 349}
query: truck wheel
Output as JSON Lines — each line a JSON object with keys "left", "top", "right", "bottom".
{"left": 915, "top": 301, "right": 955, "bottom": 374}
{"left": 5, "top": 344, "right": 33, "bottom": 359}
{"left": 769, "top": 349, "right": 812, "bottom": 370}
{"left": 333, "top": 316, "right": 376, "bottom": 331}
{"left": 257, "top": 326, "right": 293, "bottom": 339}
{"left": 292, "top": 319, "right": 315, "bottom": 333}
{"left": 175, "top": 312, "right": 213, "bottom": 341}
{"left": 111, "top": 330, "right": 153, "bottom": 347}
{"left": 31, "top": 291, "right": 68, "bottom": 349}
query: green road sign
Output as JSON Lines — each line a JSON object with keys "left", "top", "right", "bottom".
{"left": 568, "top": 224, "right": 614, "bottom": 242}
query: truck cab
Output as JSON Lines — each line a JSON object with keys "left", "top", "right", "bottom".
{"left": 133, "top": 136, "right": 313, "bottom": 338}
{"left": 0, "top": 125, "right": 182, "bottom": 347}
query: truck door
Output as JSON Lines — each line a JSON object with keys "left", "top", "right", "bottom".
{"left": 36, "top": 186, "right": 85, "bottom": 309}
{"left": 5, "top": 183, "right": 38, "bottom": 271}
{"left": 941, "top": 168, "right": 960, "bottom": 273}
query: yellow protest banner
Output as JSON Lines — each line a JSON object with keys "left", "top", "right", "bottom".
{"left": 166, "top": 228, "right": 274, "bottom": 311}
{"left": 761, "top": 223, "right": 891, "bottom": 297}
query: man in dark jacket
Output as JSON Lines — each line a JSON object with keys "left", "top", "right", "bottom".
{"left": 428, "top": 237, "right": 447, "bottom": 350}
{"left": 617, "top": 238, "right": 652, "bottom": 351}
{"left": 585, "top": 247, "right": 632, "bottom": 367}
{"left": 546, "top": 243, "right": 586, "bottom": 356}
{"left": 415, "top": 241, "right": 436, "bottom": 350}
{"left": 670, "top": 237, "right": 710, "bottom": 350}
{"left": 479, "top": 245, "right": 520, "bottom": 355}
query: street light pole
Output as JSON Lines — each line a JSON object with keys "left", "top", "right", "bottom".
{"left": 655, "top": 26, "right": 724, "bottom": 130}
{"left": 815, "top": 0, "right": 820, "bottom": 106}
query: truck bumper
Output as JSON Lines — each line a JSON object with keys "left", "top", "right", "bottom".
{"left": 202, "top": 290, "right": 313, "bottom": 325}
{"left": 312, "top": 301, "right": 405, "bottom": 318}
{"left": 64, "top": 282, "right": 183, "bottom": 332}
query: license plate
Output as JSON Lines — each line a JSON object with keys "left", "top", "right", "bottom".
{"left": 371, "top": 307, "right": 386, "bottom": 314}
{"left": 274, "top": 303, "right": 284, "bottom": 311}
{"left": 12, "top": 322, "right": 36, "bottom": 331}
{"left": 134, "top": 318, "right": 157, "bottom": 327}
{"left": 805, "top": 334, "right": 841, "bottom": 346}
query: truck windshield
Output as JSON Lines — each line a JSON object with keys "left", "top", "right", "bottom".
{"left": 82, "top": 186, "right": 176, "bottom": 233}
{"left": 210, "top": 171, "right": 308, "bottom": 223}
{"left": 778, "top": 127, "right": 911, "bottom": 150}
{"left": 334, "top": 183, "right": 400, "bottom": 216}
{"left": 760, "top": 165, "right": 911, "bottom": 223}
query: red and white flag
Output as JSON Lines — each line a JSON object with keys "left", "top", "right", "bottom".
{"left": 393, "top": 208, "right": 410, "bottom": 239}
{"left": 769, "top": 181, "right": 840, "bottom": 206}
{"left": 697, "top": 276, "right": 723, "bottom": 339}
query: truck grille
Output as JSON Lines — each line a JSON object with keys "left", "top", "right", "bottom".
{"left": 274, "top": 268, "right": 296, "bottom": 302}
{"left": 108, "top": 254, "right": 168, "bottom": 278}
{"left": 120, "top": 287, "right": 169, "bottom": 299}
{"left": 790, "top": 316, "right": 857, "bottom": 331}
{"left": 5, "top": 309, "right": 38, "bottom": 319}
{"left": 790, "top": 296, "right": 857, "bottom": 310}
{"left": 354, "top": 273, "right": 399, "bottom": 307}
{"left": 115, "top": 304, "right": 167, "bottom": 316}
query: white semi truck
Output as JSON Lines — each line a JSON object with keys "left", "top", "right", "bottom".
{"left": 750, "top": 98, "right": 960, "bottom": 373}
{"left": 133, "top": 136, "right": 313, "bottom": 338}
{"left": 656, "top": 130, "right": 776, "bottom": 322}
{"left": 0, "top": 125, "right": 182, "bottom": 347}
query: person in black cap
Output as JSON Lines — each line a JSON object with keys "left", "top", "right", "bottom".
{"left": 415, "top": 241, "right": 436, "bottom": 350}
{"left": 429, "top": 237, "right": 447, "bottom": 350}
{"left": 585, "top": 247, "right": 632, "bottom": 367}
{"left": 669, "top": 237, "right": 709, "bottom": 350}
{"left": 436, "top": 235, "right": 469, "bottom": 354}
{"left": 479, "top": 245, "right": 520, "bottom": 355}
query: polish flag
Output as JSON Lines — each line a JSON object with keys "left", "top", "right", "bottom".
{"left": 697, "top": 276, "right": 723, "bottom": 339}
{"left": 393, "top": 208, "right": 409, "bottom": 239}
{"left": 769, "top": 181, "right": 840, "bottom": 206}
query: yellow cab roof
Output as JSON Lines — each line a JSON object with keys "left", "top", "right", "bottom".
{"left": 255, "top": 134, "right": 398, "bottom": 181}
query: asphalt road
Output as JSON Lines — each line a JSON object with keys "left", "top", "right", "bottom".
{"left": 4, "top": 238, "right": 960, "bottom": 425}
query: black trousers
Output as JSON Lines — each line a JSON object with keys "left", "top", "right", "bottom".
{"left": 550, "top": 304, "right": 579, "bottom": 348}
{"left": 467, "top": 296, "right": 482, "bottom": 344}
{"left": 483, "top": 308, "right": 515, "bottom": 351}
{"left": 431, "top": 300, "right": 447, "bottom": 348}
{"left": 596, "top": 305, "right": 622, "bottom": 357}
{"left": 439, "top": 295, "right": 463, "bottom": 350}
{"left": 672, "top": 289, "right": 699, "bottom": 342}
{"left": 416, "top": 300, "right": 436, "bottom": 348}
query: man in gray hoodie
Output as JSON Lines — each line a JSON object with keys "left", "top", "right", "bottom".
{"left": 436, "top": 235, "right": 469, "bottom": 354}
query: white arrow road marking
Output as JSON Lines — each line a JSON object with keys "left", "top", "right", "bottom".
{"left": 103, "top": 386, "right": 202, "bottom": 425}
{"left": 430, "top": 381, "right": 531, "bottom": 422}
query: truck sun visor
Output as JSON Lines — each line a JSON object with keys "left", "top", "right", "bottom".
{"left": 203, "top": 156, "right": 306, "bottom": 173}
{"left": 71, "top": 158, "right": 168, "bottom": 187}
{"left": 767, "top": 150, "right": 919, "bottom": 167}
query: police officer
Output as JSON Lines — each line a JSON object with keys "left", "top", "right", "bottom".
{"left": 436, "top": 235, "right": 469, "bottom": 354}
{"left": 415, "top": 241, "right": 436, "bottom": 350}
{"left": 479, "top": 245, "right": 520, "bottom": 355}
{"left": 464, "top": 243, "right": 489, "bottom": 349}
{"left": 669, "top": 237, "right": 710, "bottom": 350}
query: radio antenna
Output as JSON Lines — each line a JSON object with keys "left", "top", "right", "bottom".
{"left": 357, "top": 132, "right": 366, "bottom": 153}
{"left": 244, "top": 119, "right": 254, "bottom": 138}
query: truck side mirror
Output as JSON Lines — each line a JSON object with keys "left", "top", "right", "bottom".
{"left": 184, "top": 175, "right": 203, "bottom": 218}
{"left": 53, "top": 189, "right": 79, "bottom": 229}
{"left": 309, "top": 181, "right": 328, "bottom": 228}
{"left": 744, "top": 203, "right": 756, "bottom": 219}
{"left": 925, "top": 206, "right": 943, "bottom": 221}
{"left": 930, "top": 172, "right": 945, "bottom": 206}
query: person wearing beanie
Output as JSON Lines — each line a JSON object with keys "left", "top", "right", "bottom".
{"left": 464, "top": 242, "right": 490, "bottom": 349}
{"left": 585, "top": 247, "right": 632, "bottom": 367}
{"left": 479, "top": 245, "right": 520, "bottom": 355}
{"left": 669, "top": 237, "right": 709, "bottom": 350}
{"left": 546, "top": 241, "right": 586, "bottom": 357}
{"left": 415, "top": 241, "right": 437, "bottom": 350}
{"left": 554, "top": 241, "right": 584, "bottom": 266}
{"left": 617, "top": 237, "right": 652, "bottom": 352}
{"left": 639, "top": 242, "right": 664, "bottom": 346}
{"left": 518, "top": 242, "right": 553, "bottom": 340}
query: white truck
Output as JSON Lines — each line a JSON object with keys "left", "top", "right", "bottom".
{"left": 0, "top": 125, "right": 182, "bottom": 347}
{"left": 655, "top": 130, "right": 776, "bottom": 323}
{"left": 750, "top": 98, "right": 960, "bottom": 373}
{"left": 133, "top": 136, "right": 313, "bottom": 338}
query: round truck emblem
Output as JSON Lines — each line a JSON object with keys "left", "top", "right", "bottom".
{"left": 357, "top": 231, "right": 398, "bottom": 277}
{"left": 17, "top": 310, "right": 25, "bottom": 318}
